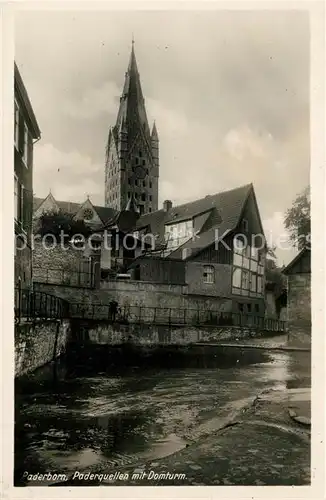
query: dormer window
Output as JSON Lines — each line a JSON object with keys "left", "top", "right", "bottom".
{"left": 203, "top": 265, "right": 214, "bottom": 284}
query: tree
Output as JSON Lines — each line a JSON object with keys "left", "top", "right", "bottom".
{"left": 36, "top": 209, "right": 92, "bottom": 243}
{"left": 284, "top": 186, "right": 310, "bottom": 250}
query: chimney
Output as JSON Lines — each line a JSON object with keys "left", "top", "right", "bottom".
{"left": 163, "top": 200, "right": 172, "bottom": 212}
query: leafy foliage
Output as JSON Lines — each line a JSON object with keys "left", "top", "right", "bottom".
{"left": 284, "top": 186, "right": 310, "bottom": 250}
{"left": 36, "top": 209, "right": 92, "bottom": 242}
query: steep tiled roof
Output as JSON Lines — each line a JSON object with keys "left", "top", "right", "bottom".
{"left": 33, "top": 197, "right": 81, "bottom": 215}
{"left": 93, "top": 206, "right": 118, "bottom": 224}
{"left": 282, "top": 248, "right": 311, "bottom": 275}
{"left": 113, "top": 44, "right": 151, "bottom": 147}
{"left": 33, "top": 196, "right": 117, "bottom": 224}
{"left": 136, "top": 183, "right": 253, "bottom": 258}
{"left": 33, "top": 197, "right": 45, "bottom": 212}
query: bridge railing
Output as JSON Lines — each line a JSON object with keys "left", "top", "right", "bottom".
{"left": 68, "top": 303, "right": 287, "bottom": 332}
{"left": 15, "top": 288, "right": 69, "bottom": 323}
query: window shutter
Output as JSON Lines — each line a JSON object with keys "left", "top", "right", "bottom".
{"left": 18, "top": 111, "right": 25, "bottom": 154}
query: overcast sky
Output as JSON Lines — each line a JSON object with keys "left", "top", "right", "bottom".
{"left": 15, "top": 8, "right": 309, "bottom": 265}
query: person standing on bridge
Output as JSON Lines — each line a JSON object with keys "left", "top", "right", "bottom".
{"left": 109, "top": 300, "right": 119, "bottom": 322}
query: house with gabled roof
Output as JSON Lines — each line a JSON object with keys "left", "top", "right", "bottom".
{"left": 14, "top": 62, "right": 41, "bottom": 290}
{"left": 128, "top": 183, "right": 267, "bottom": 315}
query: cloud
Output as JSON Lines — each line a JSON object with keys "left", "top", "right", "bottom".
{"left": 262, "top": 211, "right": 298, "bottom": 265}
{"left": 33, "top": 143, "right": 103, "bottom": 204}
{"left": 15, "top": 9, "right": 309, "bottom": 251}
{"left": 63, "top": 81, "right": 121, "bottom": 120}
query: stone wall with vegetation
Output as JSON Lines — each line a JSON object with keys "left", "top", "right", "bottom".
{"left": 32, "top": 240, "right": 100, "bottom": 287}
{"left": 15, "top": 319, "right": 71, "bottom": 377}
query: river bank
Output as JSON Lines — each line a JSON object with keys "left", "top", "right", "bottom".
{"left": 14, "top": 335, "right": 311, "bottom": 486}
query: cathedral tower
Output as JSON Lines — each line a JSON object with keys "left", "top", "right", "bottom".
{"left": 105, "top": 42, "right": 159, "bottom": 215}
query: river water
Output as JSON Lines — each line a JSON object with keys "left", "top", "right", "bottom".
{"left": 14, "top": 335, "right": 310, "bottom": 486}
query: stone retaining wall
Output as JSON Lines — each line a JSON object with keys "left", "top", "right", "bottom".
{"left": 15, "top": 319, "right": 71, "bottom": 377}
{"left": 74, "top": 320, "right": 278, "bottom": 347}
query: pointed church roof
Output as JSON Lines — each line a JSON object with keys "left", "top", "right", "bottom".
{"left": 151, "top": 121, "right": 158, "bottom": 141}
{"left": 114, "top": 42, "right": 151, "bottom": 145}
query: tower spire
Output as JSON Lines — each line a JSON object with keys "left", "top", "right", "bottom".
{"left": 105, "top": 43, "right": 159, "bottom": 214}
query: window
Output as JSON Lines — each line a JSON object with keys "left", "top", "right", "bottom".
{"left": 255, "top": 304, "right": 260, "bottom": 314}
{"left": 135, "top": 157, "right": 139, "bottom": 165}
{"left": 149, "top": 181, "right": 152, "bottom": 189}
{"left": 247, "top": 303, "right": 252, "bottom": 313}
{"left": 241, "top": 270, "right": 249, "bottom": 289}
{"left": 251, "top": 246, "right": 258, "bottom": 260}
{"left": 149, "top": 207, "right": 152, "bottom": 213}
{"left": 139, "top": 205, "right": 144, "bottom": 215}
{"left": 14, "top": 100, "right": 19, "bottom": 148}
{"left": 139, "top": 150, "right": 142, "bottom": 157}
{"left": 244, "top": 244, "right": 251, "bottom": 258}
{"left": 233, "top": 253, "right": 242, "bottom": 266}
{"left": 14, "top": 176, "right": 18, "bottom": 220}
{"left": 141, "top": 193, "right": 146, "bottom": 202}
{"left": 135, "top": 180, "right": 138, "bottom": 186}
{"left": 135, "top": 193, "right": 138, "bottom": 199}
{"left": 142, "top": 181, "right": 146, "bottom": 187}
{"left": 23, "top": 123, "right": 28, "bottom": 166}
{"left": 243, "top": 257, "right": 250, "bottom": 269}
{"left": 258, "top": 251, "right": 265, "bottom": 266}
{"left": 234, "top": 236, "right": 245, "bottom": 254}
{"left": 20, "top": 184, "right": 24, "bottom": 225}
{"left": 233, "top": 242, "right": 265, "bottom": 296}
{"left": 203, "top": 265, "right": 214, "bottom": 284}
{"left": 142, "top": 159, "right": 146, "bottom": 166}
{"left": 164, "top": 219, "right": 194, "bottom": 253}
{"left": 251, "top": 260, "right": 258, "bottom": 272}
{"left": 257, "top": 276, "right": 263, "bottom": 293}
{"left": 232, "top": 268, "right": 241, "bottom": 288}
{"left": 149, "top": 195, "right": 152, "bottom": 201}
{"left": 238, "top": 303, "right": 244, "bottom": 313}
{"left": 250, "top": 274, "right": 257, "bottom": 292}
{"left": 83, "top": 208, "right": 93, "bottom": 221}
{"left": 128, "top": 178, "right": 131, "bottom": 185}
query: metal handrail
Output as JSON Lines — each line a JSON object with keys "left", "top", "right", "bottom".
{"left": 15, "top": 288, "right": 69, "bottom": 322}
{"left": 67, "top": 302, "right": 287, "bottom": 331}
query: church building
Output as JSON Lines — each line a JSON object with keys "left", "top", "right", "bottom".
{"left": 104, "top": 41, "right": 159, "bottom": 215}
